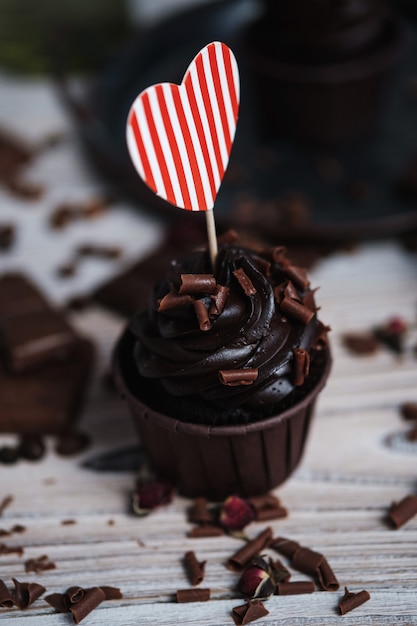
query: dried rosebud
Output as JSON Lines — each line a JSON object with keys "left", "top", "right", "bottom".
{"left": 132, "top": 479, "right": 173, "bottom": 515}
{"left": 219, "top": 495, "right": 255, "bottom": 531}
{"left": 385, "top": 316, "right": 408, "bottom": 335}
{"left": 237, "top": 556, "right": 276, "bottom": 599}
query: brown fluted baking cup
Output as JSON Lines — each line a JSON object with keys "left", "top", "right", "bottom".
{"left": 113, "top": 329, "right": 331, "bottom": 500}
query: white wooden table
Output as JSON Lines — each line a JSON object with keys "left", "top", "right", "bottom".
{"left": 1, "top": 76, "right": 417, "bottom": 625}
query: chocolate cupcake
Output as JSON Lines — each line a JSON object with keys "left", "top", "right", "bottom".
{"left": 113, "top": 241, "right": 331, "bottom": 499}
{"left": 244, "top": 0, "right": 404, "bottom": 145}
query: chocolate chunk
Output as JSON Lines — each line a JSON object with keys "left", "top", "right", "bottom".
{"left": 183, "top": 551, "right": 206, "bottom": 586}
{"left": 342, "top": 332, "right": 379, "bottom": 355}
{"left": 338, "top": 587, "right": 371, "bottom": 615}
{"left": 193, "top": 300, "right": 211, "bottom": 331}
{"left": 55, "top": 431, "right": 91, "bottom": 456}
{"left": 0, "top": 579, "right": 14, "bottom": 607}
{"left": 188, "top": 525, "right": 224, "bottom": 538}
{"left": 219, "top": 369, "right": 258, "bottom": 386}
{"left": 0, "top": 224, "right": 15, "bottom": 251}
{"left": 24, "top": 554, "right": 56, "bottom": 573}
{"left": 12, "top": 578, "right": 46, "bottom": 609}
{"left": 18, "top": 434, "right": 46, "bottom": 461}
{"left": 179, "top": 274, "right": 216, "bottom": 295}
{"left": 388, "top": 495, "right": 417, "bottom": 528}
{"left": 232, "top": 599, "right": 269, "bottom": 625}
{"left": 0, "top": 338, "right": 94, "bottom": 434}
{"left": 276, "top": 581, "right": 315, "bottom": 595}
{"left": 61, "top": 519, "right": 77, "bottom": 526}
{"left": 293, "top": 348, "right": 310, "bottom": 386}
{"left": 233, "top": 268, "right": 257, "bottom": 296}
{"left": 227, "top": 527, "right": 273, "bottom": 571}
{"left": 69, "top": 587, "right": 106, "bottom": 623}
{"left": 176, "top": 588, "right": 210, "bottom": 603}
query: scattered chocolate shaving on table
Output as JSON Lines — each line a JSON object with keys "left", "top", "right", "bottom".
{"left": 233, "top": 268, "right": 257, "bottom": 296}
{"left": 176, "top": 588, "right": 210, "bottom": 603}
{"left": 387, "top": 495, "right": 417, "bottom": 528}
{"left": 24, "top": 554, "right": 56, "bottom": 573}
{"left": 12, "top": 578, "right": 46, "bottom": 609}
{"left": 99, "top": 586, "right": 123, "bottom": 600}
{"left": 253, "top": 505, "right": 288, "bottom": 522}
{"left": 232, "top": 599, "right": 269, "bottom": 625}
{"left": 219, "top": 369, "right": 258, "bottom": 386}
{"left": 0, "top": 224, "right": 15, "bottom": 251}
{"left": 76, "top": 244, "right": 122, "bottom": 260}
{"left": 227, "top": 527, "right": 273, "bottom": 571}
{"left": 45, "top": 592, "right": 70, "bottom": 612}
{"left": 276, "top": 581, "right": 315, "bottom": 595}
{"left": 48, "top": 197, "right": 109, "bottom": 230}
{"left": 18, "top": 434, "right": 46, "bottom": 461}
{"left": 0, "top": 579, "right": 14, "bottom": 607}
{"left": 0, "top": 495, "right": 13, "bottom": 516}
{"left": 0, "top": 543, "right": 24, "bottom": 556}
{"left": 280, "top": 297, "right": 314, "bottom": 324}
{"left": 57, "top": 263, "right": 77, "bottom": 279}
{"left": 67, "top": 586, "right": 85, "bottom": 603}
{"left": 407, "top": 427, "right": 417, "bottom": 441}
{"left": 183, "top": 550, "right": 206, "bottom": 586}
{"left": 5, "top": 178, "right": 44, "bottom": 200}
{"left": 193, "top": 300, "right": 211, "bottom": 331}
{"left": 55, "top": 431, "right": 91, "bottom": 457}
{"left": 70, "top": 587, "right": 106, "bottom": 624}
{"left": 188, "top": 498, "right": 214, "bottom": 525}
{"left": 271, "top": 537, "right": 339, "bottom": 591}
{"left": 342, "top": 332, "right": 379, "bottom": 355}
{"left": 293, "top": 348, "right": 310, "bottom": 386}
{"left": 248, "top": 494, "right": 280, "bottom": 512}
{"left": 179, "top": 274, "right": 216, "bottom": 295}
{"left": 188, "top": 525, "right": 224, "bottom": 538}
{"left": 11, "top": 524, "right": 26, "bottom": 534}
{"left": 338, "top": 587, "right": 371, "bottom": 615}
{"left": 269, "top": 558, "right": 291, "bottom": 583}
{"left": 61, "top": 519, "right": 76, "bottom": 526}
{"left": 400, "top": 402, "right": 417, "bottom": 421}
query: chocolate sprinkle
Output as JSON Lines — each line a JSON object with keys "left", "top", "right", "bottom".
{"left": 293, "top": 348, "right": 310, "bottom": 386}
{"left": 12, "top": 578, "right": 46, "bottom": 609}
{"left": 388, "top": 495, "right": 417, "bottom": 528}
{"left": 232, "top": 599, "right": 269, "bottom": 625}
{"left": 338, "top": 587, "right": 371, "bottom": 615}
{"left": 233, "top": 268, "right": 257, "bottom": 296}
{"left": 176, "top": 588, "right": 210, "bottom": 603}
{"left": 193, "top": 300, "right": 212, "bottom": 331}
{"left": 0, "top": 579, "right": 14, "bottom": 607}
{"left": 227, "top": 527, "right": 273, "bottom": 571}
{"left": 219, "top": 369, "right": 258, "bottom": 386}
{"left": 276, "top": 581, "right": 315, "bottom": 595}
{"left": 179, "top": 274, "right": 216, "bottom": 295}
{"left": 183, "top": 550, "right": 206, "bottom": 586}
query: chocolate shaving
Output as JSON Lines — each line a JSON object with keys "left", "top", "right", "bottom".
{"left": 25, "top": 554, "right": 56, "bottom": 573}
{"left": 232, "top": 599, "right": 269, "bottom": 625}
{"left": 6, "top": 178, "right": 44, "bottom": 200}
{"left": 0, "top": 224, "right": 15, "bottom": 251}
{"left": 188, "top": 498, "right": 214, "bottom": 525}
{"left": 342, "top": 332, "right": 379, "bottom": 355}
{"left": 280, "top": 297, "right": 314, "bottom": 324}
{"left": 264, "top": 246, "right": 288, "bottom": 265}
{"left": 176, "top": 588, "right": 210, "bottom": 603}
{"left": 209, "top": 284, "right": 229, "bottom": 317}
{"left": 312, "top": 323, "right": 331, "bottom": 351}
{"left": 10, "top": 524, "right": 26, "bottom": 534}
{"left": 0, "top": 543, "right": 24, "bottom": 556}
{"left": 284, "top": 281, "right": 301, "bottom": 302}
{"left": 227, "top": 527, "right": 273, "bottom": 571}
{"left": 179, "top": 274, "right": 216, "bottom": 295}
{"left": 271, "top": 537, "right": 339, "bottom": 591}
{"left": 76, "top": 244, "right": 122, "bottom": 260}
{"left": 69, "top": 587, "right": 106, "bottom": 624}
{"left": 0, "top": 579, "right": 14, "bottom": 607}
{"left": 12, "top": 578, "right": 46, "bottom": 609}
{"left": 400, "top": 402, "right": 417, "bottom": 421}
{"left": 388, "top": 495, "right": 417, "bottom": 528}
{"left": 193, "top": 300, "right": 211, "bottom": 331}
{"left": 253, "top": 506, "right": 288, "bottom": 522}
{"left": 157, "top": 291, "right": 193, "bottom": 312}
{"left": 276, "top": 581, "right": 315, "bottom": 595}
{"left": 293, "top": 348, "right": 310, "bottom": 386}
{"left": 233, "top": 268, "right": 257, "bottom": 296}
{"left": 99, "top": 586, "right": 123, "bottom": 600}
{"left": 188, "top": 525, "right": 224, "bottom": 538}
{"left": 248, "top": 494, "right": 281, "bottom": 512}
{"left": 61, "top": 519, "right": 77, "bottom": 526}
{"left": 338, "top": 587, "right": 371, "bottom": 615}
{"left": 270, "top": 558, "right": 291, "bottom": 583}
{"left": 183, "top": 550, "right": 206, "bottom": 586}
{"left": 282, "top": 265, "right": 310, "bottom": 291}
{"left": 219, "top": 369, "right": 258, "bottom": 387}
{"left": 407, "top": 427, "right": 417, "bottom": 441}
{"left": 45, "top": 592, "right": 70, "bottom": 612}
{"left": 302, "top": 287, "right": 319, "bottom": 312}
{"left": 0, "top": 495, "right": 13, "bottom": 516}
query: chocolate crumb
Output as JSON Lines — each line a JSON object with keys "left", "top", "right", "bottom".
{"left": 338, "top": 587, "right": 371, "bottom": 615}
{"left": 388, "top": 495, "right": 417, "bottom": 528}
{"left": 57, "top": 263, "right": 77, "bottom": 279}
{"left": 6, "top": 178, "right": 44, "bottom": 200}
{"left": 232, "top": 599, "right": 269, "bottom": 625}
{"left": 176, "top": 588, "right": 210, "bottom": 603}
{"left": 99, "top": 586, "right": 123, "bottom": 600}
{"left": 11, "top": 524, "right": 26, "bottom": 534}
{"left": 293, "top": 348, "right": 310, "bottom": 386}
{"left": 193, "top": 300, "right": 212, "bottom": 331}
{"left": 45, "top": 592, "right": 70, "bottom": 612}
{"left": 179, "top": 274, "right": 216, "bottom": 295}
{"left": 183, "top": 550, "right": 206, "bottom": 586}
{"left": 253, "top": 506, "right": 288, "bottom": 522}
{"left": 280, "top": 297, "right": 314, "bottom": 324}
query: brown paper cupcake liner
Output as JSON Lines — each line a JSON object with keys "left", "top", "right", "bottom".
{"left": 113, "top": 329, "right": 331, "bottom": 500}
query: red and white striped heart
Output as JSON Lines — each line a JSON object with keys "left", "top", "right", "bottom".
{"left": 126, "top": 42, "right": 240, "bottom": 212}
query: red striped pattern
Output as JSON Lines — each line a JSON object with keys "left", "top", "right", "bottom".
{"left": 126, "top": 42, "right": 240, "bottom": 212}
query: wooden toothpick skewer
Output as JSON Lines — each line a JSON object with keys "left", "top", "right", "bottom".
{"left": 205, "top": 209, "right": 218, "bottom": 270}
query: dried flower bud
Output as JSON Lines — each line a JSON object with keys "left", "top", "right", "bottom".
{"left": 386, "top": 316, "right": 408, "bottom": 335}
{"left": 219, "top": 495, "right": 255, "bottom": 531}
{"left": 237, "top": 556, "right": 276, "bottom": 599}
{"left": 132, "top": 479, "right": 173, "bottom": 515}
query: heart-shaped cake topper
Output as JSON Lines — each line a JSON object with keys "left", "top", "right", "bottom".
{"left": 126, "top": 41, "right": 240, "bottom": 213}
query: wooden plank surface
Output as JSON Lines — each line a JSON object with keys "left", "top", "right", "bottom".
{"left": 1, "top": 77, "right": 417, "bottom": 625}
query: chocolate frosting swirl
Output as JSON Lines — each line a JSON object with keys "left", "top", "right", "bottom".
{"left": 130, "top": 244, "right": 328, "bottom": 423}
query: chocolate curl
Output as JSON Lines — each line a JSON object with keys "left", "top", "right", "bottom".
{"left": 12, "top": 578, "right": 46, "bottom": 609}
{"left": 284, "top": 281, "right": 302, "bottom": 302}
{"left": 233, "top": 268, "right": 257, "bottom": 296}
{"left": 312, "top": 323, "right": 331, "bottom": 351}
{"left": 338, "top": 587, "right": 371, "bottom": 615}
{"left": 188, "top": 525, "right": 224, "bottom": 538}
{"left": 232, "top": 599, "right": 269, "bottom": 625}
{"left": 25, "top": 554, "right": 56, "bottom": 573}
{"left": 66, "top": 586, "right": 85, "bottom": 604}
{"left": 270, "top": 537, "right": 300, "bottom": 558}
{"left": 400, "top": 402, "right": 417, "bottom": 421}
{"left": 99, "top": 586, "right": 123, "bottom": 600}
{"left": 193, "top": 300, "right": 212, "bottom": 331}
{"left": 176, "top": 588, "right": 210, "bottom": 603}
{"left": 263, "top": 246, "right": 288, "bottom": 265}
{"left": 0, "top": 579, "right": 14, "bottom": 607}
{"left": 69, "top": 587, "right": 106, "bottom": 624}
{"left": 303, "top": 287, "right": 319, "bottom": 312}
{"left": 45, "top": 592, "right": 70, "bottom": 612}
{"left": 209, "top": 284, "right": 229, "bottom": 317}
{"left": 253, "top": 506, "right": 288, "bottom": 522}
{"left": 188, "top": 498, "right": 214, "bottom": 525}
{"left": 157, "top": 291, "right": 193, "bottom": 312}
{"left": 293, "top": 348, "right": 310, "bottom": 386}
{"left": 270, "top": 558, "right": 291, "bottom": 583}
{"left": 280, "top": 297, "right": 314, "bottom": 325}
{"left": 276, "top": 581, "right": 315, "bottom": 595}
{"left": 219, "top": 369, "right": 258, "bottom": 387}
{"left": 248, "top": 494, "right": 281, "bottom": 512}
{"left": 183, "top": 551, "right": 206, "bottom": 586}
{"left": 254, "top": 257, "right": 271, "bottom": 278}
{"left": 388, "top": 495, "right": 417, "bottom": 528}
{"left": 282, "top": 265, "right": 310, "bottom": 291}
{"left": 0, "top": 495, "right": 13, "bottom": 516}
{"left": 0, "top": 543, "right": 24, "bottom": 556}
{"left": 179, "top": 274, "right": 216, "bottom": 295}
{"left": 227, "top": 527, "right": 273, "bottom": 571}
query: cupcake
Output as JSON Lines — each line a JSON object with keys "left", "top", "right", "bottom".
{"left": 113, "top": 236, "right": 331, "bottom": 499}
{"left": 244, "top": 0, "right": 404, "bottom": 145}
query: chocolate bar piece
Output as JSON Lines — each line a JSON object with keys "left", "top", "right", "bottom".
{"left": 0, "top": 338, "right": 94, "bottom": 434}
{"left": 0, "top": 274, "right": 77, "bottom": 373}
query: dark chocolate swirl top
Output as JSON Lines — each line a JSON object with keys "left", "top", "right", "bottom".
{"left": 130, "top": 243, "right": 328, "bottom": 422}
